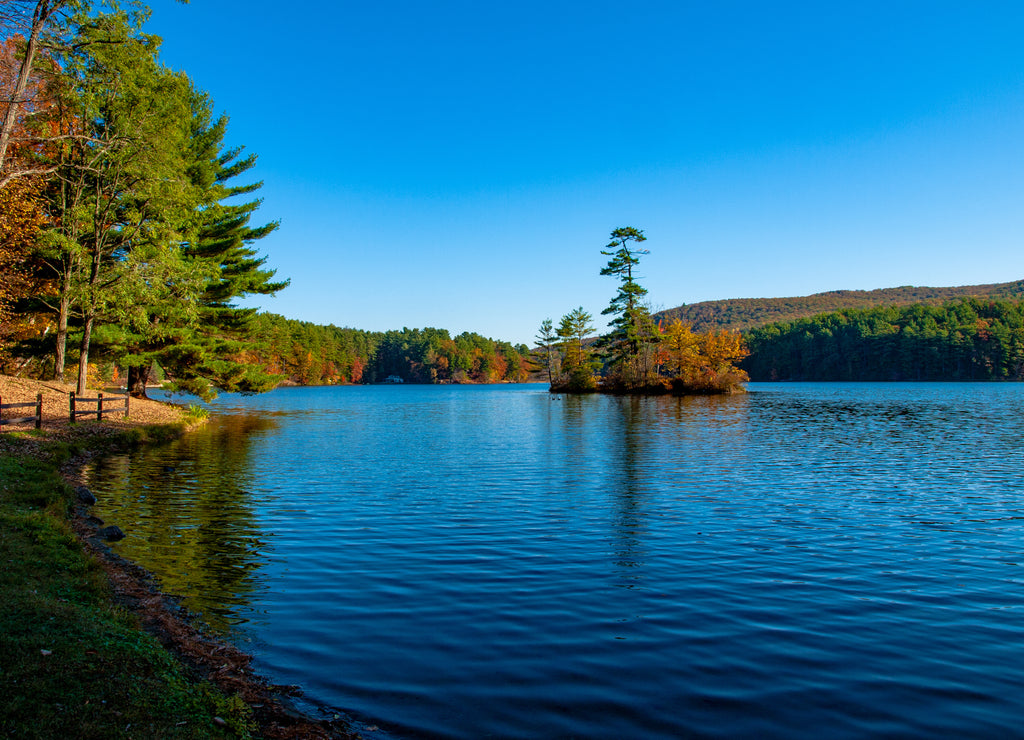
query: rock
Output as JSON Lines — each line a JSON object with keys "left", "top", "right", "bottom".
{"left": 212, "top": 717, "right": 227, "bottom": 727}
{"left": 98, "top": 525, "right": 125, "bottom": 541}
{"left": 75, "top": 486, "right": 97, "bottom": 505}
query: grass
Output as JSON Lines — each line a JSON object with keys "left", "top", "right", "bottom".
{"left": 0, "top": 426, "right": 256, "bottom": 739}
{"left": 184, "top": 404, "right": 210, "bottom": 423}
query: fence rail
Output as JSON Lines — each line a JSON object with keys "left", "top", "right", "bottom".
{"left": 0, "top": 388, "right": 131, "bottom": 431}
{"left": 69, "top": 390, "right": 130, "bottom": 423}
{"left": 0, "top": 393, "right": 43, "bottom": 431}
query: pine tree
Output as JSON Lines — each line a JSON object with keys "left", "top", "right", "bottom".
{"left": 599, "top": 226, "right": 660, "bottom": 388}
{"left": 555, "top": 306, "right": 596, "bottom": 391}
{"left": 125, "top": 99, "right": 287, "bottom": 399}
{"left": 534, "top": 317, "right": 558, "bottom": 384}
{"left": 33, "top": 5, "right": 201, "bottom": 392}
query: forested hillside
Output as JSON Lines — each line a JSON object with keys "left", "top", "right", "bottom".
{"left": 246, "top": 314, "right": 531, "bottom": 386}
{"left": 743, "top": 299, "right": 1024, "bottom": 381}
{"left": 656, "top": 280, "right": 1024, "bottom": 332}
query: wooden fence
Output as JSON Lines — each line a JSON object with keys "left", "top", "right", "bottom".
{"left": 0, "top": 393, "right": 43, "bottom": 431}
{"left": 69, "top": 390, "right": 130, "bottom": 423}
{"left": 0, "top": 388, "right": 130, "bottom": 432}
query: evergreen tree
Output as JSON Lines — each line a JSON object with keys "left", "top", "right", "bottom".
{"left": 599, "top": 226, "right": 659, "bottom": 388}
{"left": 125, "top": 98, "right": 287, "bottom": 399}
{"left": 534, "top": 317, "right": 558, "bottom": 385}
{"left": 34, "top": 5, "right": 202, "bottom": 392}
{"left": 555, "top": 306, "right": 596, "bottom": 391}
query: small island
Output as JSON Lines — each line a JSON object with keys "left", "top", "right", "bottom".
{"left": 536, "top": 227, "right": 749, "bottom": 396}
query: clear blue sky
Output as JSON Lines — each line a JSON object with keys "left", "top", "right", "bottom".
{"left": 148, "top": 1, "right": 1024, "bottom": 346}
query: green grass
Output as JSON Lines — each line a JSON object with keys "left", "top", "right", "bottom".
{"left": 184, "top": 404, "right": 210, "bottom": 423}
{"left": 0, "top": 428, "right": 255, "bottom": 739}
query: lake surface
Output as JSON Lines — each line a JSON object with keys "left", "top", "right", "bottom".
{"left": 87, "top": 383, "right": 1024, "bottom": 738}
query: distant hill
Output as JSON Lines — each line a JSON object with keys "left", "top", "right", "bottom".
{"left": 654, "top": 280, "right": 1024, "bottom": 332}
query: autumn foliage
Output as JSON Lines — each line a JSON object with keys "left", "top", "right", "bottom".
{"left": 661, "top": 319, "right": 749, "bottom": 393}
{"left": 544, "top": 228, "right": 749, "bottom": 396}
{"left": 245, "top": 314, "right": 531, "bottom": 386}
{"left": 0, "top": 179, "right": 46, "bottom": 350}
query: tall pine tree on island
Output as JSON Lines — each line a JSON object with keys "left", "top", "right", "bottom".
{"left": 599, "top": 226, "right": 660, "bottom": 390}
{"left": 539, "top": 226, "right": 749, "bottom": 396}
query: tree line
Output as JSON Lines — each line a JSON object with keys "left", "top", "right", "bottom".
{"left": 742, "top": 299, "right": 1024, "bottom": 381}
{"left": 245, "top": 315, "right": 532, "bottom": 386}
{"left": 536, "top": 227, "right": 749, "bottom": 395}
{"left": 0, "top": 0, "right": 285, "bottom": 399}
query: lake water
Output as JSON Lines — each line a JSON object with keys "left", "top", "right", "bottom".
{"left": 87, "top": 383, "right": 1024, "bottom": 738}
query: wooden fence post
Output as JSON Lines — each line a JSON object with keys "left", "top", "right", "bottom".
{"left": 97, "top": 392, "right": 103, "bottom": 421}
{"left": 69, "top": 392, "right": 76, "bottom": 424}
{"left": 125, "top": 391, "right": 130, "bottom": 418}
{"left": 35, "top": 392, "right": 42, "bottom": 430}
{"left": 0, "top": 393, "right": 4, "bottom": 432}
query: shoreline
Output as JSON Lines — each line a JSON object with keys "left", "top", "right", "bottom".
{"left": 64, "top": 448, "right": 359, "bottom": 740}
{"left": 0, "top": 375, "right": 363, "bottom": 739}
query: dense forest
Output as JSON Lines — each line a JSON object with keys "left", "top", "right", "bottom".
{"left": 743, "top": 299, "right": 1024, "bottom": 381}
{"left": 656, "top": 280, "right": 1024, "bottom": 333}
{"left": 246, "top": 314, "right": 531, "bottom": 386}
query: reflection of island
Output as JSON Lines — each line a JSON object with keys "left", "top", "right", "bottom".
{"left": 609, "top": 397, "right": 647, "bottom": 575}
{"left": 554, "top": 394, "right": 752, "bottom": 581}
{"left": 86, "top": 413, "right": 277, "bottom": 633}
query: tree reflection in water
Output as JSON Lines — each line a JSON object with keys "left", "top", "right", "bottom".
{"left": 86, "top": 413, "right": 277, "bottom": 634}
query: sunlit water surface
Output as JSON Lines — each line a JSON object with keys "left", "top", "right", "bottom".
{"left": 88, "top": 383, "right": 1024, "bottom": 738}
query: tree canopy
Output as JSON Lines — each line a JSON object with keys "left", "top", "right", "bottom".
{"left": 0, "top": 0, "right": 286, "bottom": 397}
{"left": 743, "top": 299, "right": 1024, "bottom": 382}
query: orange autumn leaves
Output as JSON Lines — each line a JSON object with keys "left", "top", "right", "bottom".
{"left": 659, "top": 318, "right": 749, "bottom": 392}
{"left": 0, "top": 179, "right": 46, "bottom": 341}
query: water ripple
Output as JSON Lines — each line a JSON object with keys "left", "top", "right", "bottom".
{"left": 88, "top": 383, "right": 1024, "bottom": 738}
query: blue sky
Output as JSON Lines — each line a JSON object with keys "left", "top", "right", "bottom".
{"left": 148, "top": 1, "right": 1024, "bottom": 345}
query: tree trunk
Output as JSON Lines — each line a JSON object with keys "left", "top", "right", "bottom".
{"left": 77, "top": 189, "right": 103, "bottom": 395}
{"left": 127, "top": 364, "right": 149, "bottom": 399}
{"left": 53, "top": 290, "right": 68, "bottom": 380}
{"left": 0, "top": 0, "right": 56, "bottom": 175}
{"left": 75, "top": 311, "right": 92, "bottom": 394}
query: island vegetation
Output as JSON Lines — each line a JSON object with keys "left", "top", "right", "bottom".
{"left": 538, "top": 228, "right": 750, "bottom": 395}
